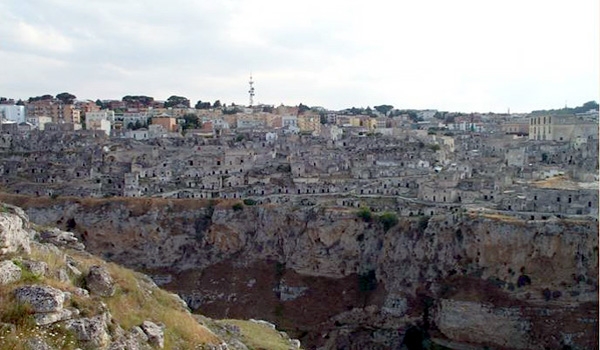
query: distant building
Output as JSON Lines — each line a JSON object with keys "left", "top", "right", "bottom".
{"left": 151, "top": 115, "right": 178, "bottom": 132}
{"left": 0, "top": 105, "right": 25, "bottom": 123}
{"left": 529, "top": 115, "right": 598, "bottom": 142}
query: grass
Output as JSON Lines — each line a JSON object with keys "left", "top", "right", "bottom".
{"left": 218, "top": 319, "right": 293, "bottom": 350}
{"left": 1, "top": 239, "right": 221, "bottom": 349}
{"left": 104, "top": 262, "right": 221, "bottom": 349}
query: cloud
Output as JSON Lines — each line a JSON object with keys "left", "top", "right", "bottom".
{"left": 0, "top": 0, "right": 597, "bottom": 112}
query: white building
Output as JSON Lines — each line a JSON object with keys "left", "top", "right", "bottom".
{"left": 26, "top": 116, "right": 52, "bottom": 130}
{"left": 86, "top": 110, "right": 116, "bottom": 124}
{"left": 0, "top": 105, "right": 25, "bottom": 123}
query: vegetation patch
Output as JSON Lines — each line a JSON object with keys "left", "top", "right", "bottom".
{"left": 218, "top": 319, "right": 292, "bottom": 350}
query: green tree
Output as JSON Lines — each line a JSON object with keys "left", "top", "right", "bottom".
{"left": 378, "top": 212, "right": 398, "bottom": 232}
{"left": 164, "top": 95, "right": 190, "bottom": 108}
{"left": 182, "top": 113, "right": 201, "bottom": 130}
{"left": 298, "top": 103, "right": 311, "bottom": 114}
{"left": 213, "top": 100, "right": 222, "bottom": 108}
{"left": 374, "top": 105, "right": 394, "bottom": 116}
{"left": 195, "top": 100, "right": 211, "bottom": 109}
{"left": 56, "top": 92, "right": 76, "bottom": 104}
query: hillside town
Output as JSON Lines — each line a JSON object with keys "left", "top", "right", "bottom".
{"left": 0, "top": 95, "right": 598, "bottom": 220}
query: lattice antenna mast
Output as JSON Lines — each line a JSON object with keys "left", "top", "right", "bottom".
{"left": 248, "top": 75, "right": 255, "bottom": 107}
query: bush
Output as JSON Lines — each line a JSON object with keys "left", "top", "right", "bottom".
{"left": 378, "top": 212, "right": 398, "bottom": 231}
{"left": 357, "top": 208, "right": 372, "bottom": 222}
{"left": 243, "top": 199, "right": 257, "bottom": 206}
{"left": 418, "top": 216, "right": 430, "bottom": 233}
{"left": 232, "top": 203, "right": 244, "bottom": 211}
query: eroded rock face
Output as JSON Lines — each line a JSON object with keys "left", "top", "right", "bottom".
{"left": 14, "top": 199, "right": 600, "bottom": 350}
{"left": 0, "top": 205, "right": 31, "bottom": 256}
{"left": 64, "top": 314, "right": 111, "bottom": 349}
{"left": 39, "top": 227, "right": 85, "bottom": 251}
{"left": 140, "top": 321, "right": 164, "bottom": 349}
{"left": 435, "top": 299, "right": 531, "bottom": 349}
{"left": 14, "top": 285, "right": 66, "bottom": 314}
{"left": 0, "top": 260, "right": 22, "bottom": 285}
{"left": 86, "top": 265, "right": 116, "bottom": 297}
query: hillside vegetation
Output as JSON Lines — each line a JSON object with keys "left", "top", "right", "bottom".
{"left": 0, "top": 202, "right": 301, "bottom": 349}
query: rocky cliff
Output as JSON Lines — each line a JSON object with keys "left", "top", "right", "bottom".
{"left": 1, "top": 194, "right": 597, "bottom": 349}
{"left": 0, "top": 200, "right": 302, "bottom": 350}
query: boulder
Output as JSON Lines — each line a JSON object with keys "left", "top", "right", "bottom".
{"left": 39, "top": 227, "right": 85, "bottom": 251}
{"left": 64, "top": 314, "right": 111, "bottom": 349}
{"left": 0, "top": 207, "right": 31, "bottom": 256}
{"left": 140, "top": 321, "right": 165, "bottom": 348}
{"left": 14, "top": 285, "right": 66, "bottom": 313}
{"left": 25, "top": 336, "right": 54, "bottom": 350}
{"left": 85, "top": 265, "right": 116, "bottom": 297}
{"left": 22, "top": 260, "right": 48, "bottom": 277}
{"left": 0, "top": 260, "right": 22, "bottom": 285}
{"left": 34, "top": 308, "right": 76, "bottom": 326}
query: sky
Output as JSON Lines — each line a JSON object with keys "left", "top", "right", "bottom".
{"left": 0, "top": 0, "right": 598, "bottom": 113}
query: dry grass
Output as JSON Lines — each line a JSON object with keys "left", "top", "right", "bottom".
{"left": 104, "top": 262, "right": 221, "bottom": 348}
{"left": 218, "top": 319, "right": 292, "bottom": 350}
{"left": 1, "top": 239, "right": 221, "bottom": 349}
{"left": 479, "top": 212, "right": 524, "bottom": 223}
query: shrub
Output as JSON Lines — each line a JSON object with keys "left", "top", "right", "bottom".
{"left": 418, "top": 216, "right": 430, "bottom": 233}
{"left": 232, "top": 203, "right": 243, "bottom": 211}
{"left": 378, "top": 212, "right": 398, "bottom": 231}
{"left": 243, "top": 199, "right": 257, "bottom": 206}
{"left": 357, "top": 208, "right": 372, "bottom": 222}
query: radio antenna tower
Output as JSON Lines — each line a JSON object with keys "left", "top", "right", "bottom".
{"left": 248, "top": 75, "right": 255, "bottom": 107}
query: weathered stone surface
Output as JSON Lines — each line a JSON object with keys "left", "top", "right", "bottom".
{"left": 435, "top": 299, "right": 531, "bottom": 349}
{"left": 56, "top": 268, "right": 70, "bottom": 283}
{"left": 0, "top": 207, "right": 31, "bottom": 256}
{"left": 0, "top": 260, "right": 22, "bottom": 285}
{"left": 39, "top": 227, "right": 85, "bottom": 251}
{"left": 34, "top": 308, "right": 76, "bottom": 326}
{"left": 64, "top": 314, "right": 111, "bottom": 349}
{"left": 25, "top": 337, "right": 54, "bottom": 350}
{"left": 85, "top": 265, "right": 115, "bottom": 297}
{"left": 14, "top": 285, "right": 66, "bottom": 313}
{"left": 140, "top": 321, "right": 164, "bottom": 348}
{"left": 22, "top": 260, "right": 48, "bottom": 277}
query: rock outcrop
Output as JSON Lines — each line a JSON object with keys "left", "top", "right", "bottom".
{"left": 86, "top": 265, "right": 116, "bottom": 297}
{"left": 0, "top": 201, "right": 300, "bottom": 349}
{"left": 11, "top": 197, "right": 595, "bottom": 349}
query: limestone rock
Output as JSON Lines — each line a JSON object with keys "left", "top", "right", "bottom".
{"left": 0, "top": 260, "right": 22, "bottom": 285}
{"left": 25, "top": 337, "right": 54, "bottom": 350}
{"left": 140, "top": 320, "right": 165, "bottom": 348}
{"left": 0, "top": 207, "right": 31, "bottom": 256}
{"left": 435, "top": 299, "right": 532, "bottom": 349}
{"left": 39, "top": 227, "right": 85, "bottom": 251}
{"left": 56, "top": 268, "right": 70, "bottom": 283}
{"left": 34, "top": 308, "right": 76, "bottom": 326}
{"left": 14, "top": 285, "right": 66, "bottom": 313}
{"left": 64, "top": 314, "right": 111, "bottom": 349}
{"left": 22, "top": 260, "right": 48, "bottom": 277}
{"left": 85, "top": 265, "right": 116, "bottom": 297}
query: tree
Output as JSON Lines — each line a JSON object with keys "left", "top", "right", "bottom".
{"left": 195, "top": 100, "right": 211, "bottom": 109}
{"left": 56, "top": 92, "right": 76, "bottom": 105}
{"left": 213, "top": 100, "right": 222, "bottom": 108}
{"left": 298, "top": 103, "right": 310, "bottom": 114}
{"left": 164, "top": 95, "right": 190, "bottom": 108}
{"left": 95, "top": 99, "right": 106, "bottom": 109}
{"left": 182, "top": 113, "right": 201, "bottom": 130}
{"left": 374, "top": 105, "right": 394, "bottom": 116}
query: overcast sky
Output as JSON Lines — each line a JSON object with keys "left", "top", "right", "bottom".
{"left": 1, "top": 0, "right": 598, "bottom": 113}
